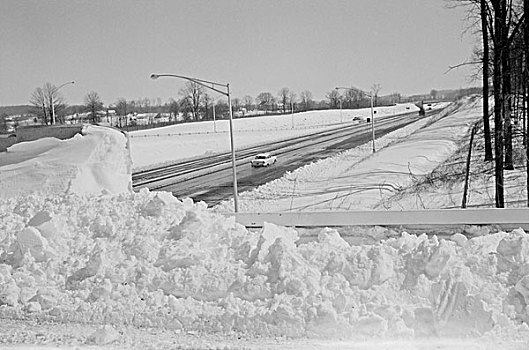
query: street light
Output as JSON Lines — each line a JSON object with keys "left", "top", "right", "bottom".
{"left": 333, "top": 88, "right": 344, "bottom": 124}
{"left": 211, "top": 96, "right": 224, "bottom": 133}
{"left": 51, "top": 81, "right": 75, "bottom": 125}
{"left": 339, "top": 97, "right": 343, "bottom": 123}
{"left": 335, "top": 86, "right": 376, "bottom": 152}
{"left": 291, "top": 100, "right": 295, "bottom": 129}
{"left": 150, "top": 73, "right": 239, "bottom": 212}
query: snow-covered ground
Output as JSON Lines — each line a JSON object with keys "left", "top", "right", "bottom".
{"left": 215, "top": 98, "right": 481, "bottom": 212}
{"left": 129, "top": 103, "right": 421, "bottom": 170}
{"left": 1, "top": 98, "right": 529, "bottom": 349}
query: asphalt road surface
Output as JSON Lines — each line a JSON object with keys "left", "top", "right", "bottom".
{"left": 133, "top": 110, "right": 426, "bottom": 207}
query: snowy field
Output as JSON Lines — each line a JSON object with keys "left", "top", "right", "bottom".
{"left": 1, "top": 98, "right": 529, "bottom": 349}
{"left": 129, "top": 103, "right": 422, "bottom": 169}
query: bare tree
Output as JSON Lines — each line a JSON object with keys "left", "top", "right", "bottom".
{"left": 135, "top": 98, "right": 143, "bottom": 111}
{"left": 255, "top": 92, "right": 275, "bottom": 111}
{"left": 481, "top": 0, "right": 494, "bottom": 161}
{"left": 167, "top": 98, "right": 180, "bottom": 122}
{"left": 289, "top": 91, "right": 297, "bottom": 112}
{"left": 202, "top": 93, "right": 212, "bottom": 120}
{"left": 84, "top": 91, "right": 104, "bottom": 123}
{"left": 232, "top": 97, "right": 242, "bottom": 114}
{"left": 525, "top": 0, "right": 529, "bottom": 206}
{"left": 343, "top": 87, "right": 364, "bottom": 108}
{"left": 389, "top": 92, "right": 401, "bottom": 104}
{"left": 278, "top": 88, "right": 290, "bottom": 113}
{"left": 115, "top": 98, "right": 128, "bottom": 127}
{"left": 326, "top": 89, "right": 340, "bottom": 109}
{"left": 29, "top": 83, "right": 67, "bottom": 125}
{"left": 179, "top": 81, "right": 203, "bottom": 120}
{"left": 142, "top": 97, "right": 151, "bottom": 113}
{"left": 452, "top": 0, "right": 525, "bottom": 206}
{"left": 30, "top": 87, "right": 49, "bottom": 124}
{"left": 44, "top": 83, "right": 67, "bottom": 124}
{"left": 371, "top": 83, "right": 382, "bottom": 107}
{"left": 243, "top": 95, "right": 254, "bottom": 111}
{"left": 300, "top": 90, "right": 313, "bottom": 111}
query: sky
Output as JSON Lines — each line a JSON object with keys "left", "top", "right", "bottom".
{"left": 0, "top": 0, "right": 477, "bottom": 106}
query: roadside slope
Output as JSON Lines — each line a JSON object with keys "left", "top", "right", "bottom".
{"left": 215, "top": 96, "right": 482, "bottom": 212}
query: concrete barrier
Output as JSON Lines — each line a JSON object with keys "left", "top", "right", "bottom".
{"left": 0, "top": 125, "right": 83, "bottom": 152}
{"left": 0, "top": 135, "right": 17, "bottom": 152}
{"left": 15, "top": 125, "right": 83, "bottom": 143}
{"left": 227, "top": 208, "right": 529, "bottom": 233}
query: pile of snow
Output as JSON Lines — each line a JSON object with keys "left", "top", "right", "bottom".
{"left": 0, "top": 125, "right": 132, "bottom": 198}
{"left": 1, "top": 190, "right": 529, "bottom": 344}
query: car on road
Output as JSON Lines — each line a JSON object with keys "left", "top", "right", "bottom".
{"left": 351, "top": 116, "right": 363, "bottom": 122}
{"left": 250, "top": 153, "right": 277, "bottom": 167}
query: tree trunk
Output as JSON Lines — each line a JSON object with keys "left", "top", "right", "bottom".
{"left": 481, "top": 0, "right": 494, "bottom": 161}
{"left": 492, "top": 0, "right": 506, "bottom": 207}
{"left": 42, "top": 103, "right": 48, "bottom": 125}
{"left": 482, "top": 0, "right": 494, "bottom": 161}
{"left": 525, "top": 0, "right": 529, "bottom": 205}
{"left": 521, "top": 77, "right": 527, "bottom": 147}
{"left": 503, "top": 47, "right": 515, "bottom": 170}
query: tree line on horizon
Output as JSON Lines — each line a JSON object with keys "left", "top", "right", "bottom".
{"left": 25, "top": 83, "right": 390, "bottom": 126}
{"left": 0, "top": 83, "right": 478, "bottom": 132}
{"left": 22, "top": 83, "right": 331, "bottom": 126}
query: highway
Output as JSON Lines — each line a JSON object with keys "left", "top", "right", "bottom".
{"left": 132, "top": 110, "right": 425, "bottom": 207}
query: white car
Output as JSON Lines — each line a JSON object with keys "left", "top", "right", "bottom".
{"left": 250, "top": 153, "right": 277, "bottom": 167}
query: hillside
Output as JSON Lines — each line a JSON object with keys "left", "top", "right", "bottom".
{"left": 0, "top": 105, "right": 33, "bottom": 116}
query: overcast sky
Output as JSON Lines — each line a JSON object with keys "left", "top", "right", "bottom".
{"left": 1, "top": 0, "right": 477, "bottom": 106}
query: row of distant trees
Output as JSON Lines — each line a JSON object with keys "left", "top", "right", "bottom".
{"left": 28, "top": 81, "right": 462, "bottom": 128}
{"left": 25, "top": 83, "right": 338, "bottom": 126}
{"left": 454, "top": 0, "right": 529, "bottom": 207}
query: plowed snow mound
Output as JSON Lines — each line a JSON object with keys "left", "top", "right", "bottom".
{"left": 1, "top": 190, "right": 529, "bottom": 342}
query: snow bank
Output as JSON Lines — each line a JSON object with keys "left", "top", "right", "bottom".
{"left": 218, "top": 97, "right": 482, "bottom": 212}
{"left": 1, "top": 190, "right": 529, "bottom": 342}
{"left": 0, "top": 125, "right": 132, "bottom": 198}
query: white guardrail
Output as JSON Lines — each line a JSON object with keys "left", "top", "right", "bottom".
{"left": 228, "top": 208, "right": 529, "bottom": 230}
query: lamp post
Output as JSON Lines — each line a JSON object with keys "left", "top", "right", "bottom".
{"left": 334, "top": 87, "right": 343, "bottom": 124}
{"left": 211, "top": 96, "right": 224, "bottom": 133}
{"left": 336, "top": 86, "right": 376, "bottom": 152}
{"left": 212, "top": 102, "right": 217, "bottom": 133}
{"left": 368, "top": 92, "right": 375, "bottom": 152}
{"left": 291, "top": 100, "right": 294, "bottom": 129}
{"left": 339, "top": 97, "right": 343, "bottom": 123}
{"left": 51, "top": 81, "right": 75, "bottom": 125}
{"left": 150, "top": 73, "right": 239, "bottom": 212}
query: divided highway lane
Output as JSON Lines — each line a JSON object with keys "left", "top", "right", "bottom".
{"left": 132, "top": 111, "right": 424, "bottom": 207}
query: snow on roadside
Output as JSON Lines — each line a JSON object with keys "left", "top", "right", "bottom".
{"left": 1, "top": 190, "right": 529, "bottom": 348}
{"left": 0, "top": 125, "right": 132, "bottom": 198}
{"left": 378, "top": 117, "right": 529, "bottom": 210}
{"left": 214, "top": 96, "right": 482, "bottom": 212}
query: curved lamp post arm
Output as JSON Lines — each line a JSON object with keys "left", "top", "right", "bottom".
{"left": 56, "top": 81, "right": 75, "bottom": 91}
{"left": 150, "top": 74, "right": 228, "bottom": 96}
